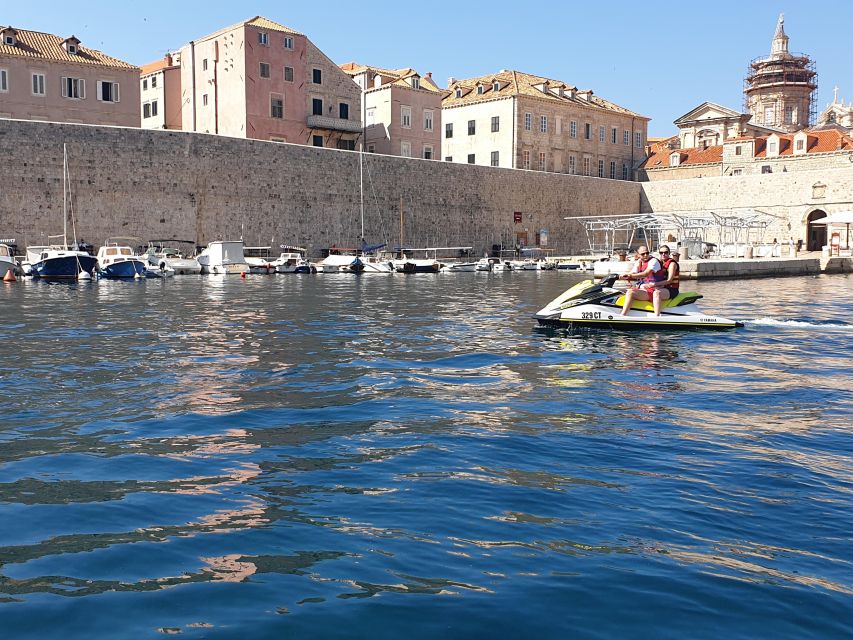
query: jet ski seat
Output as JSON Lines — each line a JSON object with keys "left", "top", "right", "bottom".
{"left": 615, "top": 291, "right": 703, "bottom": 311}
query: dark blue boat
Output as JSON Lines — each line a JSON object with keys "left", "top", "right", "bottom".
{"left": 31, "top": 249, "right": 98, "bottom": 280}
{"left": 100, "top": 258, "right": 146, "bottom": 279}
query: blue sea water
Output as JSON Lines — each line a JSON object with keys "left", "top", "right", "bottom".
{"left": 0, "top": 272, "right": 850, "bottom": 639}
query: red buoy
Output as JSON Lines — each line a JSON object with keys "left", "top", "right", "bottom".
{"left": 3, "top": 269, "right": 16, "bottom": 283}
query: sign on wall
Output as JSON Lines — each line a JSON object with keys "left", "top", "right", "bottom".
{"left": 513, "top": 211, "right": 522, "bottom": 224}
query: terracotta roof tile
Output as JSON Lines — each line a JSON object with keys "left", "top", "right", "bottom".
{"left": 642, "top": 145, "right": 723, "bottom": 169}
{"left": 0, "top": 27, "right": 137, "bottom": 70}
{"left": 754, "top": 129, "right": 853, "bottom": 156}
{"left": 442, "top": 69, "right": 647, "bottom": 118}
{"left": 141, "top": 57, "right": 177, "bottom": 76}
{"left": 245, "top": 16, "right": 302, "bottom": 36}
{"left": 341, "top": 62, "right": 443, "bottom": 93}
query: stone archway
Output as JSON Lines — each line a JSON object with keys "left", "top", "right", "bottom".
{"left": 807, "top": 209, "right": 827, "bottom": 251}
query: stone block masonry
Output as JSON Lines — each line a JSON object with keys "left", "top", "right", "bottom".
{"left": 0, "top": 120, "right": 642, "bottom": 257}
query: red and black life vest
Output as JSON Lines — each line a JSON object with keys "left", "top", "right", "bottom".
{"left": 637, "top": 257, "right": 667, "bottom": 284}
{"left": 662, "top": 257, "right": 680, "bottom": 290}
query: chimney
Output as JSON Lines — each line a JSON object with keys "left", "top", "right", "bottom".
{"left": 166, "top": 53, "right": 173, "bottom": 66}
{"left": 448, "top": 76, "right": 456, "bottom": 86}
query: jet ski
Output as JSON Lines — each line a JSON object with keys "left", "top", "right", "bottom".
{"left": 534, "top": 274, "right": 743, "bottom": 330}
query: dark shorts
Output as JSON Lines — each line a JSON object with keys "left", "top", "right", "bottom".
{"left": 663, "top": 286, "right": 679, "bottom": 297}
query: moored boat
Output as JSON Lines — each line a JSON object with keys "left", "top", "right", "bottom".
{"left": 96, "top": 240, "right": 147, "bottom": 279}
{"left": 197, "top": 240, "right": 250, "bottom": 275}
{"left": 145, "top": 240, "right": 201, "bottom": 275}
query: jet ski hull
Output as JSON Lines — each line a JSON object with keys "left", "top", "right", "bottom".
{"left": 534, "top": 277, "right": 742, "bottom": 331}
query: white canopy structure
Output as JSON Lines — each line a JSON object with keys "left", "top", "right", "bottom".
{"left": 809, "top": 211, "right": 853, "bottom": 249}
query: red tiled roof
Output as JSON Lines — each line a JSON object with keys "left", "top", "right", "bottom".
{"left": 642, "top": 145, "right": 722, "bottom": 169}
{"left": 754, "top": 129, "right": 853, "bottom": 156}
{"left": 0, "top": 27, "right": 137, "bottom": 70}
{"left": 141, "top": 57, "right": 176, "bottom": 76}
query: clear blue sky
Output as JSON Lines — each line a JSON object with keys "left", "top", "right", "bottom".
{"left": 5, "top": 1, "right": 849, "bottom": 136}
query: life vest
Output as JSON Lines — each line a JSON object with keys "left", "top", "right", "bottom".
{"left": 636, "top": 257, "right": 666, "bottom": 285}
{"left": 662, "top": 257, "right": 680, "bottom": 290}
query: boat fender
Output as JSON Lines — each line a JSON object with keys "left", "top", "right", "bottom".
{"left": 241, "top": 271, "right": 247, "bottom": 278}
{"left": 159, "top": 260, "right": 167, "bottom": 270}
{"left": 3, "top": 269, "right": 16, "bottom": 283}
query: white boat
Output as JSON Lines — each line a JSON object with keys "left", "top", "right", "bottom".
{"left": 145, "top": 240, "right": 201, "bottom": 275}
{"left": 0, "top": 242, "right": 17, "bottom": 278}
{"left": 441, "top": 261, "right": 478, "bottom": 272}
{"left": 197, "top": 240, "right": 250, "bottom": 275}
{"left": 361, "top": 254, "right": 395, "bottom": 273}
{"left": 244, "top": 246, "right": 276, "bottom": 274}
{"left": 319, "top": 249, "right": 364, "bottom": 273}
{"left": 273, "top": 247, "right": 317, "bottom": 273}
{"left": 96, "top": 241, "right": 147, "bottom": 279}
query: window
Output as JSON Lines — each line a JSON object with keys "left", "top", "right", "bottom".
{"left": 570, "top": 120, "right": 577, "bottom": 138}
{"left": 524, "top": 112, "right": 532, "bottom": 131}
{"left": 68, "top": 44, "right": 77, "bottom": 55}
{"left": 258, "top": 32, "right": 268, "bottom": 46}
{"left": 493, "top": 81, "right": 500, "bottom": 92}
{"left": 583, "top": 157, "right": 590, "bottom": 176}
{"left": 491, "top": 116, "right": 499, "bottom": 132}
{"left": 467, "top": 154, "right": 475, "bottom": 164}
{"left": 423, "top": 145, "right": 433, "bottom": 159}
{"left": 284, "top": 66, "right": 293, "bottom": 82}
{"left": 622, "top": 164, "right": 628, "bottom": 180}
{"left": 611, "top": 127, "right": 617, "bottom": 144}
{"left": 764, "top": 105, "right": 774, "bottom": 124}
{"left": 523, "top": 150, "right": 531, "bottom": 169}
{"left": 599, "top": 126, "right": 605, "bottom": 142}
{"left": 635, "top": 132, "right": 642, "bottom": 148}
{"left": 732, "top": 168, "right": 743, "bottom": 176}
{"left": 337, "top": 140, "right": 356, "bottom": 151}
{"left": 142, "top": 78, "right": 148, "bottom": 90}
{"left": 3, "top": 35, "right": 14, "bottom": 45}
{"left": 468, "top": 119, "right": 475, "bottom": 135}
{"left": 312, "top": 98, "right": 323, "bottom": 116}
{"left": 259, "top": 63, "right": 270, "bottom": 78}
{"left": 0, "top": 69, "right": 7, "bottom": 93}
{"left": 339, "top": 103, "right": 349, "bottom": 120}
{"left": 33, "top": 73, "right": 46, "bottom": 95}
{"left": 598, "top": 160, "right": 604, "bottom": 177}
{"left": 624, "top": 129, "right": 630, "bottom": 145}
{"left": 568, "top": 155, "right": 576, "bottom": 174}
{"left": 768, "top": 142, "right": 777, "bottom": 153}
{"left": 610, "top": 161, "right": 616, "bottom": 179}
{"left": 762, "top": 165, "right": 772, "bottom": 174}
{"left": 151, "top": 76, "right": 157, "bottom": 88}
{"left": 401, "top": 106, "right": 412, "bottom": 128}
{"left": 539, "top": 152, "right": 546, "bottom": 171}
{"left": 271, "top": 95, "right": 283, "bottom": 119}
{"left": 445, "top": 156, "right": 452, "bottom": 161}
{"left": 669, "top": 154, "right": 680, "bottom": 167}
{"left": 98, "top": 81, "right": 120, "bottom": 102}
{"left": 540, "top": 115, "right": 548, "bottom": 133}
{"left": 151, "top": 100, "right": 158, "bottom": 116}
{"left": 401, "top": 141, "right": 412, "bottom": 157}
{"left": 143, "top": 102, "right": 151, "bottom": 118}
{"left": 491, "top": 151, "right": 499, "bottom": 167}
{"left": 202, "top": 94, "right": 208, "bottom": 106}
{"left": 455, "top": 88, "right": 462, "bottom": 98}
{"left": 313, "top": 135, "right": 324, "bottom": 147}
{"left": 202, "top": 59, "right": 208, "bottom": 71}
{"left": 284, "top": 36, "right": 293, "bottom": 49}
{"left": 445, "top": 122, "right": 453, "bottom": 138}
{"left": 412, "top": 77, "right": 420, "bottom": 90}
{"left": 424, "top": 109, "right": 433, "bottom": 131}
{"left": 784, "top": 106, "right": 794, "bottom": 124}
{"left": 61, "top": 76, "right": 84, "bottom": 99}
{"left": 796, "top": 139, "right": 804, "bottom": 151}
{"left": 368, "top": 144, "right": 376, "bottom": 153}
{"left": 584, "top": 123, "right": 592, "bottom": 140}
{"left": 735, "top": 145, "right": 742, "bottom": 156}
{"left": 476, "top": 84, "right": 483, "bottom": 94}
{"left": 312, "top": 68, "right": 322, "bottom": 84}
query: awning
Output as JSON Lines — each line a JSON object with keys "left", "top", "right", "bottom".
{"left": 809, "top": 211, "right": 853, "bottom": 225}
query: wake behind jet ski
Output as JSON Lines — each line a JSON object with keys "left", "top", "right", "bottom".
{"left": 534, "top": 274, "right": 743, "bottom": 330}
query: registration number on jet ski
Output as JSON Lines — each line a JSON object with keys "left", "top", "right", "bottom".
{"left": 581, "top": 312, "right": 602, "bottom": 319}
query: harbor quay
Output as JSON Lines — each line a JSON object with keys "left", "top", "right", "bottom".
{"left": 2, "top": 118, "right": 853, "bottom": 277}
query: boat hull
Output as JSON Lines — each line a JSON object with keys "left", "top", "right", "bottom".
{"left": 101, "top": 259, "right": 146, "bottom": 279}
{"left": 32, "top": 254, "right": 98, "bottom": 280}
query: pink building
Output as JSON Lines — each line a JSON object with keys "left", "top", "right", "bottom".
{"left": 140, "top": 54, "right": 182, "bottom": 130}
{"left": 176, "top": 16, "right": 361, "bottom": 148}
{"left": 0, "top": 26, "right": 140, "bottom": 127}
{"left": 342, "top": 63, "right": 443, "bottom": 159}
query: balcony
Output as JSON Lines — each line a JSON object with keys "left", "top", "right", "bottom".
{"left": 307, "top": 115, "right": 363, "bottom": 133}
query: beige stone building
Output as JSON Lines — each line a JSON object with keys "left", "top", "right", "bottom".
{"left": 441, "top": 70, "right": 649, "bottom": 179}
{"left": 0, "top": 25, "right": 140, "bottom": 127}
{"left": 170, "top": 16, "right": 361, "bottom": 148}
{"left": 340, "top": 63, "right": 443, "bottom": 159}
{"left": 140, "top": 54, "right": 182, "bottom": 130}
{"left": 673, "top": 102, "right": 774, "bottom": 150}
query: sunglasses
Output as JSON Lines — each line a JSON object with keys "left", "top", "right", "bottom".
{"left": 638, "top": 251, "right": 649, "bottom": 256}
{"left": 659, "top": 251, "right": 670, "bottom": 255}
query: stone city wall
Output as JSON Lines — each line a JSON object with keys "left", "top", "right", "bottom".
{"left": 0, "top": 119, "right": 641, "bottom": 256}
{"left": 640, "top": 166, "right": 853, "bottom": 243}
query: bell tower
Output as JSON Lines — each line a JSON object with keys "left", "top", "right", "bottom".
{"left": 744, "top": 14, "right": 817, "bottom": 132}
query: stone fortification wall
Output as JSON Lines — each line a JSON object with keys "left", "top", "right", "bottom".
{"left": 641, "top": 166, "right": 853, "bottom": 242}
{"left": 0, "top": 119, "right": 641, "bottom": 256}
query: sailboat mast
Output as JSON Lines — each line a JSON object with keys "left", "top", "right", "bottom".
{"left": 399, "top": 196, "right": 403, "bottom": 249}
{"left": 359, "top": 149, "right": 365, "bottom": 240}
{"left": 63, "top": 143, "right": 68, "bottom": 250}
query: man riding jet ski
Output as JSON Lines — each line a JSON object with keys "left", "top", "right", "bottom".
{"left": 533, "top": 272, "right": 743, "bottom": 330}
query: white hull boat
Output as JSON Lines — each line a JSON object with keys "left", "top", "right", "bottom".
{"left": 197, "top": 240, "right": 249, "bottom": 275}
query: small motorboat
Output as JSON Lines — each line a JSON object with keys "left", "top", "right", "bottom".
{"left": 145, "top": 240, "right": 201, "bottom": 275}
{"left": 96, "top": 242, "right": 147, "bottom": 279}
{"left": 197, "top": 240, "right": 250, "bottom": 275}
{"left": 534, "top": 274, "right": 742, "bottom": 330}
{"left": 273, "top": 249, "right": 317, "bottom": 274}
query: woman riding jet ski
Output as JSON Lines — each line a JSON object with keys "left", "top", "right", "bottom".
{"left": 533, "top": 273, "right": 742, "bottom": 330}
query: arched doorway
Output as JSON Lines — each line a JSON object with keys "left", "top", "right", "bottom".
{"left": 807, "top": 210, "right": 827, "bottom": 251}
